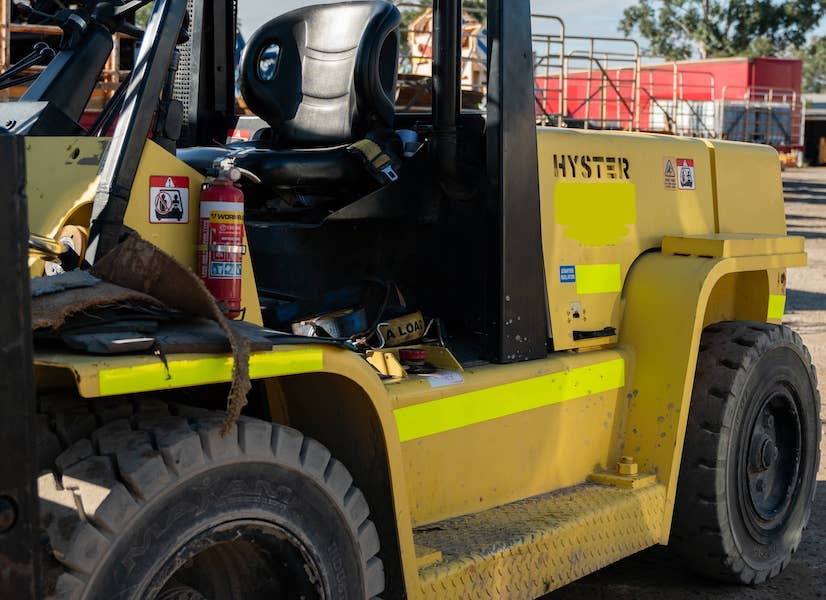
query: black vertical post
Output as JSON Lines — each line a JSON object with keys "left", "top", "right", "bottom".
{"left": 209, "top": 0, "right": 233, "bottom": 115}
{"left": 177, "top": 0, "right": 236, "bottom": 147}
{"left": 486, "top": 0, "right": 547, "bottom": 362}
{"left": 432, "top": 0, "right": 461, "bottom": 186}
{"left": 0, "top": 135, "right": 40, "bottom": 599}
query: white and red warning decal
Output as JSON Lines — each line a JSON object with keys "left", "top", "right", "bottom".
{"left": 149, "top": 176, "right": 189, "bottom": 224}
{"left": 664, "top": 157, "right": 696, "bottom": 190}
{"left": 676, "top": 158, "right": 695, "bottom": 190}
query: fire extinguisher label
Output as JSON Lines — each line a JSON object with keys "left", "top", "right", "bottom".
{"left": 206, "top": 210, "right": 244, "bottom": 279}
{"left": 149, "top": 176, "right": 190, "bottom": 223}
{"left": 210, "top": 262, "right": 243, "bottom": 277}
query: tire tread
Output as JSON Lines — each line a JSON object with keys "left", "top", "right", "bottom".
{"left": 672, "top": 320, "right": 821, "bottom": 584}
{"left": 37, "top": 400, "right": 384, "bottom": 598}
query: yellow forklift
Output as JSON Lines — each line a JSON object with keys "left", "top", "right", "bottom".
{"left": 0, "top": 0, "right": 819, "bottom": 598}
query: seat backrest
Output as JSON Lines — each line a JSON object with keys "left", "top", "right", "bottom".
{"left": 239, "top": 1, "right": 401, "bottom": 148}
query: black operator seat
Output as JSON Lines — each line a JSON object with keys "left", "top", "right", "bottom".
{"left": 178, "top": 1, "right": 402, "bottom": 194}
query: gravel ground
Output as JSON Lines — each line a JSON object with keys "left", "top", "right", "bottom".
{"left": 547, "top": 167, "right": 826, "bottom": 599}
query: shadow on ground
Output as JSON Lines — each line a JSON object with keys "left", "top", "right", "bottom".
{"left": 787, "top": 289, "right": 826, "bottom": 312}
{"left": 787, "top": 229, "right": 826, "bottom": 240}
{"left": 784, "top": 182, "right": 826, "bottom": 205}
{"left": 545, "top": 481, "right": 826, "bottom": 600}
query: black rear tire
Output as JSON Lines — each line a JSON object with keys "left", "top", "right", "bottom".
{"left": 671, "top": 321, "right": 821, "bottom": 584}
{"left": 38, "top": 405, "right": 384, "bottom": 599}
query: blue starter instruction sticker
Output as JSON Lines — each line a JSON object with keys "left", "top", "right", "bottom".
{"left": 560, "top": 265, "right": 576, "bottom": 283}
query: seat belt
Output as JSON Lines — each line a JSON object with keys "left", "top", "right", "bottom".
{"left": 347, "top": 138, "right": 401, "bottom": 184}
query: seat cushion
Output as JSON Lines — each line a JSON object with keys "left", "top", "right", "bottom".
{"left": 177, "top": 145, "right": 371, "bottom": 192}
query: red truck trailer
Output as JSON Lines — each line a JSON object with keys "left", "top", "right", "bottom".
{"left": 535, "top": 53, "right": 804, "bottom": 154}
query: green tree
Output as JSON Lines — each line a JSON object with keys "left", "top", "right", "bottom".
{"left": 619, "top": 0, "right": 826, "bottom": 60}
{"left": 799, "top": 35, "right": 826, "bottom": 91}
{"left": 135, "top": 2, "right": 153, "bottom": 28}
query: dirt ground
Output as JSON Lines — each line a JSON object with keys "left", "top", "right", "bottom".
{"left": 547, "top": 168, "right": 826, "bottom": 599}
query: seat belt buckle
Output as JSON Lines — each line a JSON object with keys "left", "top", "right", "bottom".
{"left": 380, "top": 163, "right": 399, "bottom": 182}
{"left": 347, "top": 138, "right": 401, "bottom": 185}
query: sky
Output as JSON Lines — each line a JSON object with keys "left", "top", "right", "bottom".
{"left": 237, "top": 0, "right": 636, "bottom": 42}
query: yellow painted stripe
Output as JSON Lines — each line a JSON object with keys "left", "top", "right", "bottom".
{"left": 394, "top": 358, "right": 625, "bottom": 442}
{"left": 576, "top": 263, "right": 622, "bottom": 295}
{"left": 98, "top": 349, "right": 323, "bottom": 396}
{"left": 767, "top": 294, "right": 786, "bottom": 320}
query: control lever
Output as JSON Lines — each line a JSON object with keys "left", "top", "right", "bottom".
{"left": 15, "top": 3, "right": 92, "bottom": 49}
{"left": 0, "top": 42, "right": 55, "bottom": 90}
{"left": 14, "top": 3, "right": 57, "bottom": 23}
{"left": 16, "top": 0, "right": 183, "bottom": 44}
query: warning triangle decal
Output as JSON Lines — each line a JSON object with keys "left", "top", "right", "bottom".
{"left": 664, "top": 160, "right": 675, "bottom": 177}
{"left": 165, "top": 177, "right": 175, "bottom": 187}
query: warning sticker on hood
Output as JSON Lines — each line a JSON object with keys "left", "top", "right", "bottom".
{"left": 150, "top": 176, "right": 189, "bottom": 223}
{"left": 663, "top": 158, "right": 676, "bottom": 189}
{"left": 664, "top": 157, "right": 695, "bottom": 191}
{"left": 676, "top": 158, "right": 695, "bottom": 190}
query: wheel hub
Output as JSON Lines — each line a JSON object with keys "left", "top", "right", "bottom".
{"left": 743, "top": 390, "right": 802, "bottom": 529}
{"left": 152, "top": 520, "right": 325, "bottom": 600}
{"left": 750, "top": 434, "right": 779, "bottom": 471}
{"left": 760, "top": 438, "right": 778, "bottom": 470}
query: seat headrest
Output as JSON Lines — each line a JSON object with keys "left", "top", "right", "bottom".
{"left": 239, "top": 1, "right": 401, "bottom": 148}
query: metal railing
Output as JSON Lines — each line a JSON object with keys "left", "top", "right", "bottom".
{"left": 527, "top": 13, "right": 801, "bottom": 148}
{"left": 637, "top": 64, "right": 717, "bottom": 137}
{"left": 532, "top": 17, "right": 641, "bottom": 131}
{"left": 719, "top": 85, "right": 803, "bottom": 148}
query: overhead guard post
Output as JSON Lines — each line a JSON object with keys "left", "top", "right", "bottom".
{"left": 0, "top": 135, "right": 40, "bottom": 599}
{"left": 86, "top": 0, "right": 188, "bottom": 264}
{"left": 486, "top": 0, "right": 548, "bottom": 362}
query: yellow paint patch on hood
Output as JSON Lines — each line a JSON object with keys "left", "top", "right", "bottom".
{"left": 555, "top": 182, "right": 637, "bottom": 246}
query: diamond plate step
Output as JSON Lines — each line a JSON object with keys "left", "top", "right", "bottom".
{"left": 414, "top": 482, "right": 666, "bottom": 599}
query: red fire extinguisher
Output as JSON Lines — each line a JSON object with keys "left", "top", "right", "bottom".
{"left": 198, "top": 167, "right": 245, "bottom": 317}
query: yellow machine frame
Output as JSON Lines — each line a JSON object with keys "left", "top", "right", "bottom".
{"left": 29, "top": 124, "right": 805, "bottom": 597}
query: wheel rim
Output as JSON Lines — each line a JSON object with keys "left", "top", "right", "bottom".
{"left": 150, "top": 519, "right": 326, "bottom": 600}
{"left": 740, "top": 385, "right": 803, "bottom": 538}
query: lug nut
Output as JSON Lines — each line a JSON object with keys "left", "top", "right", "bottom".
{"left": 617, "top": 456, "right": 639, "bottom": 476}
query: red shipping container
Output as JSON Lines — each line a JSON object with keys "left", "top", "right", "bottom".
{"left": 535, "top": 56, "right": 803, "bottom": 149}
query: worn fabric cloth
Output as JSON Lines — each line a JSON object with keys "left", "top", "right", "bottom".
{"left": 30, "top": 270, "right": 100, "bottom": 297}
{"left": 92, "top": 233, "right": 251, "bottom": 435}
{"left": 31, "top": 278, "right": 164, "bottom": 331}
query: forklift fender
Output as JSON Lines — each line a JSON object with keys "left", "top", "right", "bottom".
{"left": 263, "top": 347, "right": 420, "bottom": 598}
{"left": 35, "top": 344, "right": 420, "bottom": 597}
{"left": 618, "top": 239, "right": 806, "bottom": 542}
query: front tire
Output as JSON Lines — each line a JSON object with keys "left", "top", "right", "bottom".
{"left": 39, "top": 408, "right": 384, "bottom": 599}
{"left": 671, "top": 321, "right": 821, "bottom": 584}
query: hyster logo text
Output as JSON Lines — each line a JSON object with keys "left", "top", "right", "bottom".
{"left": 553, "top": 154, "right": 631, "bottom": 180}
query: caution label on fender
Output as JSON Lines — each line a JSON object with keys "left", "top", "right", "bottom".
{"left": 150, "top": 176, "right": 189, "bottom": 223}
